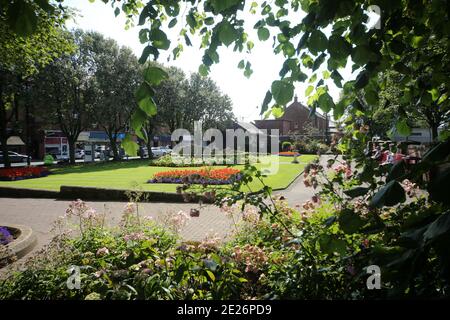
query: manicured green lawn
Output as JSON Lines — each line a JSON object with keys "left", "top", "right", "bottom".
{"left": 0, "top": 155, "right": 316, "bottom": 192}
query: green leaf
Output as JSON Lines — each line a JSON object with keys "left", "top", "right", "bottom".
{"left": 317, "top": 92, "right": 335, "bottom": 113}
{"left": 186, "top": 12, "right": 196, "bottom": 29}
{"left": 139, "top": 46, "right": 159, "bottom": 64}
{"left": 7, "top": 1, "right": 38, "bottom": 37}
{"left": 327, "top": 35, "right": 351, "bottom": 61}
{"left": 261, "top": 90, "right": 272, "bottom": 115}
{"left": 318, "top": 234, "right": 347, "bottom": 256}
{"left": 308, "top": 30, "right": 328, "bottom": 54}
{"left": 272, "top": 105, "right": 284, "bottom": 118}
{"left": 210, "top": 0, "right": 241, "bottom": 13}
{"left": 218, "top": 21, "right": 238, "bottom": 47}
{"left": 354, "top": 70, "right": 369, "bottom": 89}
{"left": 396, "top": 119, "right": 412, "bottom": 136}
{"left": 423, "top": 211, "right": 450, "bottom": 243}
{"left": 369, "top": 180, "right": 406, "bottom": 208}
{"left": 135, "top": 83, "right": 157, "bottom": 116}
{"left": 271, "top": 80, "right": 294, "bottom": 105}
{"left": 305, "top": 85, "right": 314, "bottom": 97}
{"left": 387, "top": 160, "right": 407, "bottom": 182}
{"left": 131, "top": 109, "right": 148, "bottom": 141}
{"left": 121, "top": 134, "right": 139, "bottom": 157}
{"left": 257, "top": 27, "right": 270, "bottom": 41}
{"left": 238, "top": 59, "right": 245, "bottom": 69}
{"left": 338, "top": 209, "right": 366, "bottom": 234}
{"left": 351, "top": 45, "right": 378, "bottom": 65}
{"left": 198, "top": 64, "right": 209, "bottom": 76}
{"left": 344, "top": 187, "right": 370, "bottom": 198}
{"left": 144, "top": 66, "right": 168, "bottom": 86}
{"left": 428, "top": 164, "right": 450, "bottom": 205}
{"left": 206, "top": 270, "right": 216, "bottom": 282}
{"left": 139, "top": 29, "right": 149, "bottom": 44}
{"left": 114, "top": 7, "right": 120, "bottom": 17}
{"left": 204, "top": 17, "right": 215, "bottom": 25}
{"left": 422, "top": 140, "right": 450, "bottom": 163}
{"left": 150, "top": 29, "right": 170, "bottom": 50}
{"left": 168, "top": 18, "right": 177, "bottom": 28}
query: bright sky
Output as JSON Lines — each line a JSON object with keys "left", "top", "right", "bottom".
{"left": 64, "top": 0, "right": 369, "bottom": 122}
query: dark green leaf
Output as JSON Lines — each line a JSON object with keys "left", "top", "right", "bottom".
{"left": 144, "top": 66, "right": 168, "bottom": 86}
{"left": 308, "top": 30, "right": 328, "bottom": 54}
{"left": 218, "top": 21, "right": 238, "bottom": 47}
{"left": 338, "top": 209, "right": 366, "bottom": 234}
{"left": 257, "top": 27, "right": 270, "bottom": 41}
{"left": 271, "top": 80, "right": 294, "bottom": 105}
{"left": 369, "top": 180, "right": 406, "bottom": 208}
{"left": 344, "top": 187, "right": 370, "bottom": 198}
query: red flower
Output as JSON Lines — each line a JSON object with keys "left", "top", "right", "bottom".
{"left": 152, "top": 167, "right": 240, "bottom": 182}
{"left": 0, "top": 166, "right": 49, "bottom": 180}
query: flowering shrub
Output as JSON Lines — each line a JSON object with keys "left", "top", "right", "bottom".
{"left": 0, "top": 166, "right": 50, "bottom": 181}
{"left": 0, "top": 200, "right": 248, "bottom": 300}
{"left": 148, "top": 167, "right": 241, "bottom": 185}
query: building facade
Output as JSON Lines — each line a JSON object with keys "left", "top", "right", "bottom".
{"left": 253, "top": 96, "right": 329, "bottom": 140}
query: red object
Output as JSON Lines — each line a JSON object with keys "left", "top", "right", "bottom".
{"left": 394, "top": 153, "right": 405, "bottom": 162}
{"left": 380, "top": 151, "right": 389, "bottom": 163}
{"left": 0, "top": 166, "right": 49, "bottom": 180}
{"left": 153, "top": 167, "right": 240, "bottom": 181}
{"left": 278, "top": 151, "right": 300, "bottom": 157}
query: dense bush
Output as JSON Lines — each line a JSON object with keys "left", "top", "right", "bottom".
{"left": 295, "top": 140, "right": 329, "bottom": 155}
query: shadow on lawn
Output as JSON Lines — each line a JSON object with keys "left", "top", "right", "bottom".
{"left": 49, "top": 159, "right": 151, "bottom": 176}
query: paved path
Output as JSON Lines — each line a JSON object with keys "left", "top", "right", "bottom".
{"left": 274, "top": 155, "right": 335, "bottom": 206}
{"left": 0, "top": 198, "right": 233, "bottom": 258}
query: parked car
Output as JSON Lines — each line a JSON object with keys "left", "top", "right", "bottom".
{"left": 74, "top": 149, "right": 85, "bottom": 160}
{"left": 151, "top": 146, "right": 172, "bottom": 157}
{"left": 0, "top": 151, "right": 29, "bottom": 163}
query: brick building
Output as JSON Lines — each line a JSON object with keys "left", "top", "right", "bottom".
{"left": 254, "top": 96, "right": 329, "bottom": 140}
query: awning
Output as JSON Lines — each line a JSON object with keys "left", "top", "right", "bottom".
{"left": 0, "top": 136, "right": 25, "bottom": 146}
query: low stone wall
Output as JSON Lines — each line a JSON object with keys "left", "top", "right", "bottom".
{"left": 0, "top": 185, "right": 212, "bottom": 203}
{"left": 0, "top": 187, "right": 59, "bottom": 199}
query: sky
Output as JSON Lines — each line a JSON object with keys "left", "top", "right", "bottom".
{"left": 64, "top": 0, "right": 368, "bottom": 122}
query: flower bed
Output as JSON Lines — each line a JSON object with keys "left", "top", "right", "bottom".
{"left": 148, "top": 167, "right": 241, "bottom": 185}
{"left": 278, "top": 151, "right": 300, "bottom": 157}
{"left": 0, "top": 226, "right": 18, "bottom": 245}
{"left": 0, "top": 166, "right": 50, "bottom": 181}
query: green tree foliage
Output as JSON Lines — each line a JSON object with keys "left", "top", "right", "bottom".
{"left": 0, "top": 1, "right": 74, "bottom": 167}
{"left": 33, "top": 30, "right": 93, "bottom": 164}
{"left": 85, "top": 32, "right": 143, "bottom": 160}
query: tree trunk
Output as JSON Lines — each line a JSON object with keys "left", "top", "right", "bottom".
{"left": 431, "top": 124, "right": 439, "bottom": 142}
{"left": 108, "top": 133, "right": 119, "bottom": 161}
{"left": 147, "top": 133, "right": 153, "bottom": 159}
{"left": 68, "top": 137, "right": 76, "bottom": 164}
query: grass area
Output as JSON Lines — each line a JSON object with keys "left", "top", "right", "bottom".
{"left": 0, "top": 155, "right": 316, "bottom": 193}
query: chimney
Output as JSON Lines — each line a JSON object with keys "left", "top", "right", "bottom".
{"left": 294, "top": 95, "right": 298, "bottom": 103}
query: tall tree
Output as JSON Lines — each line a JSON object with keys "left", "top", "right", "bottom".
{"left": 86, "top": 32, "right": 142, "bottom": 160}
{"left": 0, "top": 3, "right": 73, "bottom": 167}
{"left": 33, "top": 30, "right": 93, "bottom": 164}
